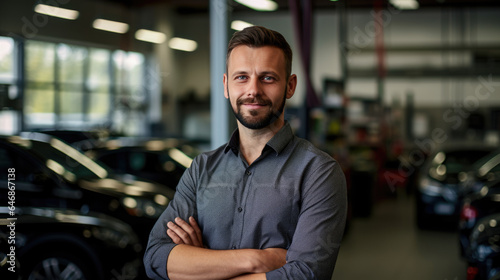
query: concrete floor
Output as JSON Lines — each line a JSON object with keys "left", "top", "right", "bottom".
{"left": 332, "top": 193, "right": 467, "bottom": 280}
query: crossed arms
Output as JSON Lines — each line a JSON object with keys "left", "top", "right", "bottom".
{"left": 165, "top": 216, "right": 286, "bottom": 280}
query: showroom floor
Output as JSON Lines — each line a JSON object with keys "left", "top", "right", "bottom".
{"left": 331, "top": 192, "right": 467, "bottom": 280}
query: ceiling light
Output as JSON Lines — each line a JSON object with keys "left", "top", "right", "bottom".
{"left": 34, "top": 4, "right": 79, "bottom": 20}
{"left": 135, "top": 29, "right": 167, "bottom": 44}
{"left": 235, "top": 0, "right": 278, "bottom": 11}
{"left": 168, "top": 37, "right": 198, "bottom": 52}
{"left": 92, "top": 19, "right": 129, "bottom": 34}
{"left": 231, "top": 20, "right": 254, "bottom": 31}
{"left": 390, "top": 0, "right": 419, "bottom": 9}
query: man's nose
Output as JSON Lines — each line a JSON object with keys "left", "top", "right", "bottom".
{"left": 246, "top": 77, "right": 262, "bottom": 97}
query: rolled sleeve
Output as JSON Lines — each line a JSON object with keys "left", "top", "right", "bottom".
{"left": 143, "top": 158, "right": 200, "bottom": 279}
{"left": 144, "top": 239, "right": 177, "bottom": 279}
{"left": 266, "top": 162, "right": 347, "bottom": 280}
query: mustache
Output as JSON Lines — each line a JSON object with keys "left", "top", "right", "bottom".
{"left": 236, "top": 96, "right": 272, "bottom": 106}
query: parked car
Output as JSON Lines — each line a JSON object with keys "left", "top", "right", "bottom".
{"left": 465, "top": 213, "right": 500, "bottom": 280}
{"left": 415, "top": 144, "right": 495, "bottom": 229}
{"left": 460, "top": 179, "right": 500, "bottom": 258}
{"left": 0, "top": 134, "right": 175, "bottom": 279}
{"left": 0, "top": 207, "right": 141, "bottom": 280}
{"left": 80, "top": 137, "right": 201, "bottom": 190}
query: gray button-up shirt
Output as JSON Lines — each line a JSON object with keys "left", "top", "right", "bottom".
{"left": 144, "top": 122, "right": 347, "bottom": 280}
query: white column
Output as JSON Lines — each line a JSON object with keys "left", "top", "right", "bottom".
{"left": 210, "top": 0, "right": 230, "bottom": 150}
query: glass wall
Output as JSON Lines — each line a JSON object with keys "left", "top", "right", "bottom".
{"left": 112, "top": 50, "right": 147, "bottom": 136}
{"left": 0, "top": 36, "right": 19, "bottom": 135}
{"left": 25, "top": 41, "right": 56, "bottom": 126}
{"left": 0, "top": 37, "right": 15, "bottom": 82}
{"left": 9, "top": 37, "right": 150, "bottom": 136}
{"left": 88, "top": 48, "right": 111, "bottom": 123}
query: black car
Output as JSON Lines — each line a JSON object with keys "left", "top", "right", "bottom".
{"left": 0, "top": 135, "right": 175, "bottom": 279}
{"left": 466, "top": 213, "right": 500, "bottom": 280}
{"left": 460, "top": 179, "right": 500, "bottom": 258}
{"left": 80, "top": 137, "right": 201, "bottom": 191}
{"left": 0, "top": 208, "right": 140, "bottom": 280}
{"left": 415, "top": 145, "right": 495, "bottom": 229}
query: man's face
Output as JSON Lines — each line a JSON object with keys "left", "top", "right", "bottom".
{"left": 224, "top": 45, "right": 296, "bottom": 130}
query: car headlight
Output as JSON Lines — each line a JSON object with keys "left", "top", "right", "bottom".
{"left": 419, "top": 177, "right": 444, "bottom": 197}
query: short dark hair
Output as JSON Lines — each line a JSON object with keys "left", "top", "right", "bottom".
{"left": 226, "top": 26, "right": 293, "bottom": 78}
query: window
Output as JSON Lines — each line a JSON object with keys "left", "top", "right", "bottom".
{"left": 25, "top": 40, "right": 56, "bottom": 126}
{"left": 0, "top": 37, "right": 15, "bottom": 83}
{"left": 88, "top": 48, "right": 112, "bottom": 123}
{"left": 58, "top": 44, "right": 87, "bottom": 126}
{"left": 0, "top": 36, "right": 19, "bottom": 135}
{"left": 112, "top": 50, "right": 146, "bottom": 135}
{"left": 21, "top": 38, "right": 149, "bottom": 135}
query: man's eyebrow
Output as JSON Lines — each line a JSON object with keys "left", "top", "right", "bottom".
{"left": 231, "top": 70, "right": 248, "bottom": 75}
{"left": 230, "top": 70, "right": 249, "bottom": 77}
{"left": 259, "top": 71, "right": 279, "bottom": 77}
{"left": 230, "top": 70, "right": 281, "bottom": 79}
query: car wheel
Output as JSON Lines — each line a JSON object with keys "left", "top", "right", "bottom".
{"left": 23, "top": 251, "right": 98, "bottom": 280}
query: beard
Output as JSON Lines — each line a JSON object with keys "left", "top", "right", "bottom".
{"left": 228, "top": 87, "right": 287, "bottom": 130}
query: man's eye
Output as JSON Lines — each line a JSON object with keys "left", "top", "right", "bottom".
{"left": 262, "top": 76, "right": 274, "bottom": 81}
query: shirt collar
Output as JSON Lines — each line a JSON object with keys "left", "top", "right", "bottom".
{"left": 224, "top": 121, "right": 294, "bottom": 156}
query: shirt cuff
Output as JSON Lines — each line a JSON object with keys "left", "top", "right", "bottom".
{"left": 149, "top": 243, "right": 177, "bottom": 280}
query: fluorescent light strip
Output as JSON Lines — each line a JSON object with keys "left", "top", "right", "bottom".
{"left": 234, "top": 0, "right": 278, "bottom": 11}
{"left": 92, "top": 19, "right": 129, "bottom": 34}
{"left": 169, "top": 37, "right": 198, "bottom": 52}
{"left": 135, "top": 29, "right": 167, "bottom": 44}
{"left": 231, "top": 20, "right": 254, "bottom": 31}
{"left": 34, "top": 4, "right": 79, "bottom": 20}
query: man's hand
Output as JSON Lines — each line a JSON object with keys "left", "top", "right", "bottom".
{"left": 167, "top": 216, "right": 204, "bottom": 247}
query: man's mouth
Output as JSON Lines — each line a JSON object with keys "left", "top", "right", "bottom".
{"left": 238, "top": 97, "right": 271, "bottom": 107}
{"left": 242, "top": 103, "right": 267, "bottom": 109}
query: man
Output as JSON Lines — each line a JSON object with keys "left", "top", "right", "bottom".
{"left": 144, "top": 25, "right": 347, "bottom": 280}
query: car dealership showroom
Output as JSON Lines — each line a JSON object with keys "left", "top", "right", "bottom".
{"left": 1, "top": 0, "right": 500, "bottom": 279}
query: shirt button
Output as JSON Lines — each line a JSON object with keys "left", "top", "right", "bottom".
{"left": 246, "top": 171, "right": 251, "bottom": 176}
{"left": 238, "top": 207, "right": 243, "bottom": 212}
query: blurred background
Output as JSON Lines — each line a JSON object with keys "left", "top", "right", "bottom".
{"left": 1, "top": 0, "right": 500, "bottom": 279}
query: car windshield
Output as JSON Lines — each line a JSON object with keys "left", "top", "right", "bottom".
{"left": 27, "top": 138, "right": 111, "bottom": 180}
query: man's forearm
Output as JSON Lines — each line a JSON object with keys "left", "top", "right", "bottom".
{"left": 228, "top": 273, "right": 267, "bottom": 280}
{"left": 167, "top": 245, "right": 285, "bottom": 280}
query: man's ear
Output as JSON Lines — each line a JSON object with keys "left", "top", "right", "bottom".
{"left": 223, "top": 73, "right": 229, "bottom": 99}
{"left": 286, "top": 74, "right": 297, "bottom": 99}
